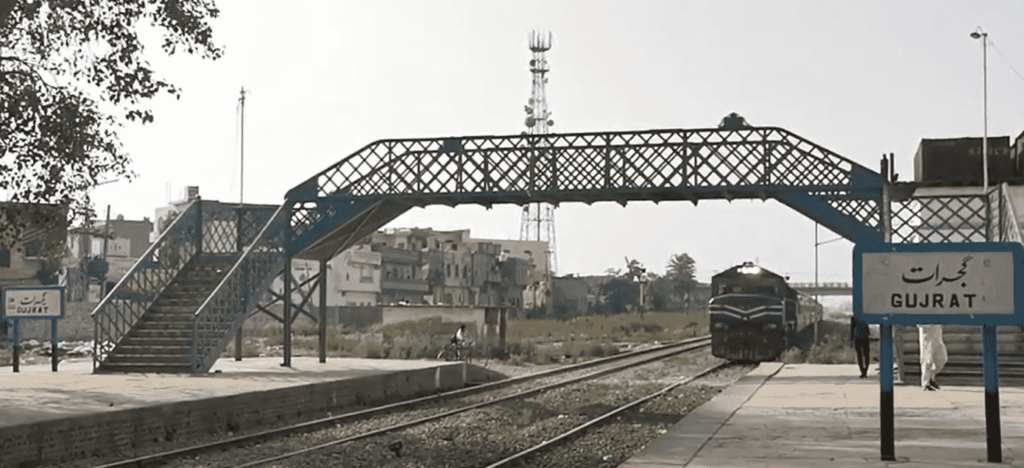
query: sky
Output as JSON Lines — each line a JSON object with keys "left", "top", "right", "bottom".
{"left": 86, "top": 1, "right": 1024, "bottom": 286}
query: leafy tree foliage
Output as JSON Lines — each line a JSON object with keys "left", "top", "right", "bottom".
{"left": 598, "top": 278, "right": 636, "bottom": 314}
{"left": 667, "top": 253, "right": 698, "bottom": 306}
{"left": 667, "top": 253, "right": 696, "bottom": 283}
{"left": 0, "top": 0, "right": 222, "bottom": 247}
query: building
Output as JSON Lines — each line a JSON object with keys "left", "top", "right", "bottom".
{"left": 551, "top": 275, "right": 589, "bottom": 316}
{"left": 471, "top": 236, "right": 549, "bottom": 312}
{"left": 331, "top": 245, "right": 381, "bottom": 306}
{"left": 0, "top": 203, "right": 68, "bottom": 287}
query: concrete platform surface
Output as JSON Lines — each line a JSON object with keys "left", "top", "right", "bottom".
{"left": 0, "top": 356, "right": 442, "bottom": 428}
{"left": 622, "top": 363, "right": 1024, "bottom": 467}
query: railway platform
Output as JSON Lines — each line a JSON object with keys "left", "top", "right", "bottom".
{"left": 0, "top": 356, "right": 472, "bottom": 467}
{"left": 622, "top": 363, "right": 1024, "bottom": 467}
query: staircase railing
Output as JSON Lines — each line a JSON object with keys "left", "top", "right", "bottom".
{"left": 998, "top": 182, "right": 1023, "bottom": 244}
{"left": 191, "top": 203, "right": 289, "bottom": 372}
{"left": 91, "top": 201, "right": 201, "bottom": 371}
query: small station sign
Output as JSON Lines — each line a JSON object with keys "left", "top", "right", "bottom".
{"left": 854, "top": 242, "right": 1024, "bottom": 325}
{"left": 1, "top": 286, "right": 66, "bottom": 373}
{"left": 4, "top": 286, "right": 65, "bottom": 318}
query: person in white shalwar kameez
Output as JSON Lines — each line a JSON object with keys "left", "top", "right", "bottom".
{"left": 918, "top": 324, "right": 947, "bottom": 391}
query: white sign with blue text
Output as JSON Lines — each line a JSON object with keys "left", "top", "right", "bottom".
{"left": 854, "top": 242, "right": 1024, "bottom": 326}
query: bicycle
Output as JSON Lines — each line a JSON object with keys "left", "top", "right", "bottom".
{"left": 437, "top": 341, "right": 472, "bottom": 362}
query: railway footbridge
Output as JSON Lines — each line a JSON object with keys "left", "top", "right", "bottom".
{"left": 91, "top": 117, "right": 1024, "bottom": 377}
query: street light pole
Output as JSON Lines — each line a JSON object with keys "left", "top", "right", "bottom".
{"left": 971, "top": 28, "right": 989, "bottom": 193}
{"left": 814, "top": 223, "right": 844, "bottom": 298}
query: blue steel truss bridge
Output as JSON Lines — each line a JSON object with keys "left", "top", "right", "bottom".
{"left": 91, "top": 121, "right": 1024, "bottom": 374}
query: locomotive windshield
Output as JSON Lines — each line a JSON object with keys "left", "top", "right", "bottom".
{"left": 709, "top": 294, "right": 780, "bottom": 309}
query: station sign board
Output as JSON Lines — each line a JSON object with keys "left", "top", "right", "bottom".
{"left": 854, "top": 242, "right": 1024, "bottom": 325}
{"left": 2, "top": 286, "right": 65, "bottom": 319}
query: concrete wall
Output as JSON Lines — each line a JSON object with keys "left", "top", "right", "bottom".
{"left": 6, "top": 302, "right": 97, "bottom": 342}
{"left": 381, "top": 306, "right": 486, "bottom": 335}
{"left": 0, "top": 364, "right": 468, "bottom": 467}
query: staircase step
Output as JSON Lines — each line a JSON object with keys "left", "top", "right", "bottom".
{"left": 97, "top": 363, "right": 196, "bottom": 373}
{"left": 134, "top": 322, "right": 193, "bottom": 331}
{"left": 114, "top": 345, "right": 193, "bottom": 356}
{"left": 131, "top": 329, "right": 190, "bottom": 339}
{"left": 121, "top": 337, "right": 191, "bottom": 347}
{"left": 104, "top": 354, "right": 194, "bottom": 364}
{"left": 148, "top": 306, "right": 199, "bottom": 315}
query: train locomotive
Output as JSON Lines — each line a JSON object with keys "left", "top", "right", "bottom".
{"left": 708, "top": 262, "right": 823, "bottom": 361}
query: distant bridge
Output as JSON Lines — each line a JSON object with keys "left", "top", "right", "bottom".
{"left": 790, "top": 282, "right": 852, "bottom": 296}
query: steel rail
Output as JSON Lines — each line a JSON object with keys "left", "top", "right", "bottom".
{"left": 90, "top": 335, "right": 709, "bottom": 468}
{"left": 229, "top": 336, "right": 712, "bottom": 468}
{"left": 483, "top": 361, "right": 729, "bottom": 468}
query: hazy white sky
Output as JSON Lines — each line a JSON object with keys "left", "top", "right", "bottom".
{"left": 91, "top": 1, "right": 1024, "bottom": 284}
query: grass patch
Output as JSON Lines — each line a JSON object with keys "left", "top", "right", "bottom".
{"left": 238, "top": 310, "right": 710, "bottom": 365}
{"left": 785, "top": 319, "right": 880, "bottom": 364}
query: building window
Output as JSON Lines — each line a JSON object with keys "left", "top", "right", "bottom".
{"left": 447, "top": 264, "right": 451, "bottom": 277}
{"left": 346, "top": 273, "right": 350, "bottom": 281}
{"left": 0, "top": 248, "right": 9, "bottom": 268}
{"left": 463, "top": 265, "right": 468, "bottom": 278}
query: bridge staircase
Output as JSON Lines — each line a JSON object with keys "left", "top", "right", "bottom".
{"left": 892, "top": 183, "right": 1024, "bottom": 386}
{"left": 92, "top": 200, "right": 285, "bottom": 373}
{"left": 98, "top": 255, "right": 235, "bottom": 372}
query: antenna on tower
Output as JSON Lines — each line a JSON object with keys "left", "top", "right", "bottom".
{"left": 520, "top": 30, "right": 558, "bottom": 313}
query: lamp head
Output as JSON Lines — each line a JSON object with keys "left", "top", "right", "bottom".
{"left": 970, "top": 32, "right": 982, "bottom": 39}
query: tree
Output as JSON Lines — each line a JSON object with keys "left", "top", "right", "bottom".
{"left": 598, "top": 278, "right": 636, "bottom": 315}
{"left": 667, "top": 253, "right": 698, "bottom": 310}
{"left": 0, "top": 0, "right": 223, "bottom": 247}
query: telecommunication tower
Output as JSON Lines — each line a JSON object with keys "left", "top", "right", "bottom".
{"left": 520, "top": 30, "right": 558, "bottom": 276}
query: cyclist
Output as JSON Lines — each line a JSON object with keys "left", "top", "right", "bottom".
{"left": 451, "top": 325, "right": 468, "bottom": 349}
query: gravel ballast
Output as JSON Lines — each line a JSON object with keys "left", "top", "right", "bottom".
{"left": 153, "top": 349, "right": 752, "bottom": 468}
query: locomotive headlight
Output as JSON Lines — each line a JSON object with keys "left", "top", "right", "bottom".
{"left": 764, "top": 323, "right": 779, "bottom": 330}
{"left": 713, "top": 322, "right": 727, "bottom": 329}
{"left": 738, "top": 263, "right": 761, "bottom": 275}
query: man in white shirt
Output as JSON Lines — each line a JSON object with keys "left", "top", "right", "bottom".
{"left": 918, "top": 324, "right": 947, "bottom": 391}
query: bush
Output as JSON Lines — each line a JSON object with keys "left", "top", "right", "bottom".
{"left": 258, "top": 326, "right": 282, "bottom": 347}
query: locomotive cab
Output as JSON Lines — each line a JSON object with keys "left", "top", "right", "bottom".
{"left": 709, "top": 262, "right": 794, "bottom": 361}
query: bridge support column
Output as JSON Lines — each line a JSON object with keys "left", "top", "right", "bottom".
{"left": 499, "top": 307, "right": 507, "bottom": 359}
{"left": 234, "top": 329, "right": 243, "bottom": 361}
{"left": 319, "top": 259, "right": 327, "bottom": 363}
{"left": 283, "top": 258, "right": 292, "bottom": 367}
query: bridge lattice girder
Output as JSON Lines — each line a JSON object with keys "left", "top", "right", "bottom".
{"left": 285, "top": 127, "right": 887, "bottom": 259}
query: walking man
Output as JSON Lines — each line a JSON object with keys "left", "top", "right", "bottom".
{"left": 918, "top": 324, "right": 947, "bottom": 391}
{"left": 850, "top": 314, "right": 871, "bottom": 378}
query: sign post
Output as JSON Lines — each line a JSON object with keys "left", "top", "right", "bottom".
{"left": 854, "top": 242, "right": 1023, "bottom": 463}
{"left": 2, "top": 286, "right": 66, "bottom": 373}
{"left": 983, "top": 324, "right": 1001, "bottom": 463}
{"left": 879, "top": 323, "right": 895, "bottom": 461}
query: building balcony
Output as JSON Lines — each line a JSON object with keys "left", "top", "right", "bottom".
{"left": 381, "top": 278, "right": 430, "bottom": 293}
{"left": 374, "top": 246, "right": 421, "bottom": 264}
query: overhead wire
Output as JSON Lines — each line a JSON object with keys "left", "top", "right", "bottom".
{"left": 988, "top": 39, "right": 1024, "bottom": 87}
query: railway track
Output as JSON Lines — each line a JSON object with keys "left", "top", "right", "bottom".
{"left": 480, "top": 361, "right": 727, "bottom": 468}
{"left": 89, "top": 335, "right": 713, "bottom": 468}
